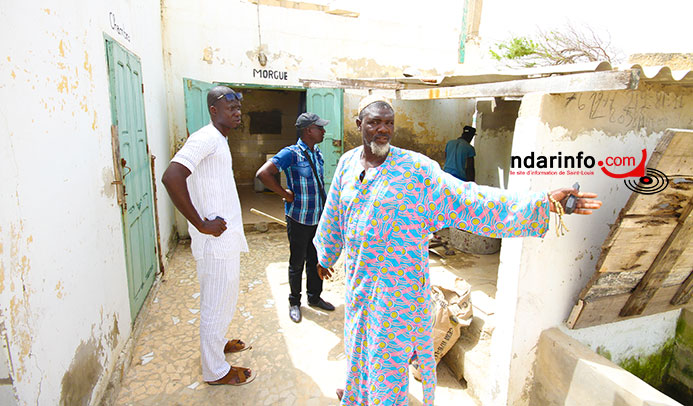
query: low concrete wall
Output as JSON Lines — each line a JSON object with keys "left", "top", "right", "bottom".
{"left": 666, "top": 309, "right": 693, "bottom": 403}
{"left": 530, "top": 328, "right": 682, "bottom": 406}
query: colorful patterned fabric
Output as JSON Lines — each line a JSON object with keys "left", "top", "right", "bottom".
{"left": 314, "top": 146, "right": 549, "bottom": 405}
{"left": 271, "top": 138, "right": 325, "bottom": 226}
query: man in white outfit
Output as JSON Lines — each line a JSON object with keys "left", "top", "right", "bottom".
{"left": 162, "top": 85, "right": 255, "bottom": 386}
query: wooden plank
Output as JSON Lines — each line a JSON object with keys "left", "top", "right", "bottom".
{"left": 670, "top": 244, "right": 693, "bottom": 280}
{"left": 653, "top": 133, "right": 693, "bottom": 175}
{"left": 567, "top": 285, "right": 690, "bottom": 329}
{"left": 565, "top": 299, "right": 584, "bottom": 328}
{"left": 599, "top": 131, "right": 674, "bottom": 218}
{"left": 620, "top": 197, "right": 693, "bottom": 316}
{"left": 628, "top": 182, "right": 693, "bottom": 217}
{"left": 398, "top": 70, "right": 640, "bottom": 100}
{"left": 583, "top": 265, "right": 693, "bottom": 300}
{"left": 594, "top": 216, "right": 676, "bottom": 272}
{"left": 571, "top": 130, "right": 693, "bottom": 327}
{"left": 583, "top": 271, "right": 646, "bottom": 300}
{"left": 671, "top": 271, "right": 693, "bottom": 305}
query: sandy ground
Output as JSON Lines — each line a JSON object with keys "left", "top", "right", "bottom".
{"left": 112, "top": 229, "right": 481, "bottom": 405}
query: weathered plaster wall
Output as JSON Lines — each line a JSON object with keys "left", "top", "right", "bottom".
{"left": 160, "top": 0, "right": 466, "bottom": 236}
{"left": 493, "top": 84, "right": 693, "bottom": 406}
{"left": 562, "top": 311, "right": 682, "bottom": 365}
{"left": 343, "top": 91, "right": 476, "bottom": 162}
{"left": 667, "top": 308, "right": 693, "bottom": 403}
{"left": 159, "top": 0, "right": 465, "bottom": 163}
{"left": 0, "top": 2, "right": 170, "bottom": 405}
{"left": 475, "top": 99, "right": 520, "bottom": 188}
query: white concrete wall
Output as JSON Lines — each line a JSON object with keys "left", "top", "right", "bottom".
{"left": 161, "top": 0, "right": 466, "bottom": 140}
{"left": 472, "top": 0, "right": 693, "bottom": 67}
{"left": 161, "top": 0, "right": 467, "bottom": 234}
{"left": 531, "top": 328, "right": 682, "bottom": 406}
{"left": 0, "top": 1, "right": 171, "bottom": 405}
{"left": 561, "top": 310, "right": 682, "bottom": 365}
{"left": 474, "top": 99, "right": 521, "bottom": 188}
{"left": 490, "top": 84, "right": 693, "bottom": 405}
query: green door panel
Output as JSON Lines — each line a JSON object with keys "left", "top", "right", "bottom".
{"left": 106, "top": 38, "right": 157, "bottom": 320}
{"left": 306, "top": 88, "right": 344, "bottom": 191}
{"left": 184, "top": 78, "right": 214, "bottom": 136}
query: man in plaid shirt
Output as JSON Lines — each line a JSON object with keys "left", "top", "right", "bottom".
{"left": 256, "top": 112, "right": 335, "bottom": 323}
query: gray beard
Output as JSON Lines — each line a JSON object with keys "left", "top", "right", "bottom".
{"left": 369, "top": 141, "right": 391, "bottom": 157}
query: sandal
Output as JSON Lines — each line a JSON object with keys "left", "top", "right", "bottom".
{"left": 224, "top": 339, "right": 252, "bottom": 354}
{"left": 207, "top": 366, "right": 256, "bottom": 386}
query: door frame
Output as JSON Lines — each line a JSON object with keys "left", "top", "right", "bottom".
{"left": 104, "top": 34, "right": 159, "bottom": 320}
{"left": 214, "top": 81, "right": 344, "bottom": 185}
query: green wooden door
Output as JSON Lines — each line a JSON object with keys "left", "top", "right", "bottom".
{"left": 184, "top": 78, "right": 214, "bottom": 136}
{"left": 106, "top": 38, "right": 157, "bottom": 320}
{"left": 307, "top": 88, "right": 343, "bottom": 190}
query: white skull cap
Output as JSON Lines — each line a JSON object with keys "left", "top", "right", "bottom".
{"left": 358, "top": 95, "right": 393, "bottom": 115}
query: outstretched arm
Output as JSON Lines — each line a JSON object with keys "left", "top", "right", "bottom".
{"left": 422, "top": 156, "right": 602, "bottom": 239}
{"left": 161, "top": 162, "right": 227, "bottom": 237}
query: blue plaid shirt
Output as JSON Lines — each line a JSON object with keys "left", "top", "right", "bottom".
{"left": 271, "top": 139, "right": 324, "bottom": 226}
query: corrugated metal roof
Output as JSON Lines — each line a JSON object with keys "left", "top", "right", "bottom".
{"left": 390, "top": 62, "right": 693, "bottom": 88}
{"left": 301, "top": 62, "right": 693, "bottom": 98}
{"left": 630, "top": 63, "right": 693, "bottom": 85}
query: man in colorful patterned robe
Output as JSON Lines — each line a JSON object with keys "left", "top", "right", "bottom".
{"left": 313, "top": 95, "right": 601, "bottom": 405}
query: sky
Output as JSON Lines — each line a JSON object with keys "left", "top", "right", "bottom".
{"left": 479, "top": 0, "right": 693, "bottom": 58}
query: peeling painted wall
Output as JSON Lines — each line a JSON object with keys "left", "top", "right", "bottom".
{"left": 0, "top": 1, "right": 170, "bottom": 405}
{"left": 160, "top": 0, "right": 467, "bottom": 233}
{"left": 474, "top": 99, "right": 520, "bottom": 188}
{"left": 343, "top": 91, "right": 476, "bottom": 162}
{"left": 485, "top": 84, "right": 693, "bottom": 406}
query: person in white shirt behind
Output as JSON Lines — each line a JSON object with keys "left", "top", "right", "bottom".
{"left": 162, "top": 85, "right": 254, "bottom": 386}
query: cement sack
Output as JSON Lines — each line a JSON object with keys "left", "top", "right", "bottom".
{"left": 412, "top": 278, "right": 472, "bottom": 381}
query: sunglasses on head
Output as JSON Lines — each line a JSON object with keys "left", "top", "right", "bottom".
{"left": 215, "top": 92, "right": 243, "bottom": 102}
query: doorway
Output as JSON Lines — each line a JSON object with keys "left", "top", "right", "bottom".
{"left": 182, "top": 79, "right": 344, "bottom": 226}
{"left": 106, "top": 36, "right": 158, "bottom": 319}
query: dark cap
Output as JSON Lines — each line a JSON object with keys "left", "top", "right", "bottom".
{"left": 463, "top": 125, "right": 476, "bottom": 135}
{"left": 296, "top": 112, "right": 329, "bottom": 129}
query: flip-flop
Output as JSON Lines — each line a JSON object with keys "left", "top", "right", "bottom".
{"left": 224, "top": 339, "right": 253, "bottom": 354}
{"left": 207, "top": 366, "right": 256, "bottom": 386}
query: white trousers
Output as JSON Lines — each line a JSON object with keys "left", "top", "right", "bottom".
{"left": 196, "top": 247, "right": 240, "bottom": 381}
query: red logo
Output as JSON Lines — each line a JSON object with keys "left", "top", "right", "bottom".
{"left": 598, "top": 149, "right": 647, "bottom": 178}
{"left": 598, "top": 149, "right": 668, "bottom": 194}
